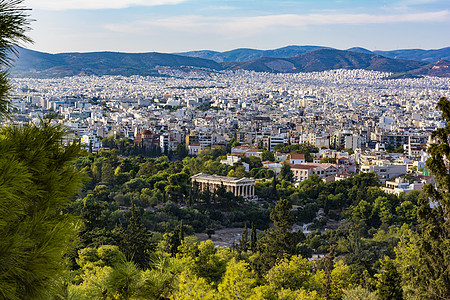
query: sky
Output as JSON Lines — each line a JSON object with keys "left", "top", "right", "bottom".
{"left": 22, "top": 0, "right": 450, "bottom": 53}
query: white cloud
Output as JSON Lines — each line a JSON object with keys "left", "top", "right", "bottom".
{"left": 32, "top": 0, "right": 187, "bottom": 10}
{"left": 104, "top": 10, "right": 450, "bottom": 37}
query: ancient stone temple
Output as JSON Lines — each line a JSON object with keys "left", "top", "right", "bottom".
{"left": 191, "top": 173, "right": 255, "bottom": 198}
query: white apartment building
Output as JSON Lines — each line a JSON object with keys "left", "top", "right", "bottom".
{"left": 81, "top": 134, "right": 102, "bottom": 152}
{"left": 360, "top": 162, "right": 407, "bottom": 182}
{"left": 344, "top": 135, "right": 361, "bottom": 150}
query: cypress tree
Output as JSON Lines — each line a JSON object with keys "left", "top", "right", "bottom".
{"left": 250, "top": 222, "right": 257, "bottom": 252}
{"left": 270, "top": 198, "right": 294, "bottom": 231}
{"left": 117, "top": 202, "right": 155, "bottom": 269}
{"left": 239, "top": 223, "right": 249, "bottom": 252}
{"left": 179, "top": 220, "right": 184, "bottom": 242}
{"left": 377, "top": 259, "right": 403, "bottom": 300}
{"left": 323, "top": 246, "right": 335, "bottom": 300}
{"left": 255, "top": 199, "right": 302, "bottom": 273}
{"left": 411, "top": 97, "right": 450, "bottom": 299}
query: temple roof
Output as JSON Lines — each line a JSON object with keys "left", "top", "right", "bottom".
{"left": 191, "top": 173, "right": 254, "bottom": 184}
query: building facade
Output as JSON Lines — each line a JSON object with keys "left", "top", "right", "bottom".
{"left": 360, "top": 163, "right": 407, "bottom": 182}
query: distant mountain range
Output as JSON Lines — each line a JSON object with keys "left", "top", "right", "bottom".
{"left": 10, "top": 47, "right": 222, "bottom": 77}
{"left": 179, "top": 46, "right": 450, "bottom": 63}
{"left": 8, "top": 45, "right": 450, "bottom": 78}
{"left": 223, "top": 49, "right": 428, "bottom": 73}
{"left": 176, "top": 46, "right": 331, "bottom": 63}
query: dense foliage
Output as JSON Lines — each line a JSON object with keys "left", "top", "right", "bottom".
{"left": 49, "top": 138, "right": 436, "bottom": 299}
{"left": 0, "top": 0, "right": 32, "bottom": 117}
{"left": 0, "top": 121, "right": 84, "bottom": 299}
{"left": 2, "top": 126, "right": 443, "bottom": 299}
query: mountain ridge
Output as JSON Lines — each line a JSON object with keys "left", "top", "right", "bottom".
{"left": 10, "top": 47, "right": 223, "bottom": 77}
{"left": 176, "top": 45, "right": 331, "bottom": 62}
{"left": 223, "top": 49, "right": 430, "bottom": 74}
{"left": 178, "top": 45, "right": 450, "bottom": 63}
{"left": 8, "top": 46, "right": 450, "bottom": 78}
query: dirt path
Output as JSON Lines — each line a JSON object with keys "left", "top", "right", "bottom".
{"left": 195, "top": 227, "right": 246, "bottom": 248}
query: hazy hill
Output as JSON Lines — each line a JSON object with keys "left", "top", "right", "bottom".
{"left": 178, "top": 45, "right": 450, "bottom": 63}
{"left": 177, "top": 45, "right": 330, "bottom": 62}
{"left": 224, "top": 49, "right": 427, "bottom": 73}
{"left": 374, "top": 47, "right": 450, "bottom": 63}
{"left": 346, "top": 47, "right": 374, "bottom": 54}
{"left": 389, "top": 60, "right": 450, "bottom": 78}
{"left": 9, "top": 47, "right": 223, "bottom": 77}
{"left": 8, "top": 47, "right": 450, "bottom": 78}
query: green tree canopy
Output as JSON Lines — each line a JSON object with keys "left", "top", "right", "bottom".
{"left": 412, "top": 96, "right": 450, "bottom": 299}
{"left": 376, "top": 258, "right": 403, "bottom": 300}
{"left": 271, "top": 199, "right": 294, "bottom": 231}
{"left": 279, "top": 163, "right": 294, "bottom": 183}
{"left": 0, "top": 121, "right": 84, "bottom": 299}
{"left": 0, "top": 0, "right": 32, "bottom": 117}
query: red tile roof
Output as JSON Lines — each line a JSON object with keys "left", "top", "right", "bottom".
{"left": 290, "top": 153, "right": 306, "bottom": 159}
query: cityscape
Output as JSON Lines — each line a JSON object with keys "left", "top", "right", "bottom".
{"left": 2, "top": 0, "right": 450, "bottom": 299}
{"left": 10, "top": 68, "right": 449, "bottom": 189}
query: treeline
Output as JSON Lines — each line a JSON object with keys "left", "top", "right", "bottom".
{"left": 57, "top": 140, "right": 435, "bottom": 300}
{"left": 0, "top": 116, "right": 442, "bottom": 300}
{"left": 0, "top": 118, "right": 440, "bottom": 300}
{"left": 61, "top": 199, "right": 385, "bottom": 300}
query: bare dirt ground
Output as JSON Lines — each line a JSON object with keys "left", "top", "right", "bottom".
{"left": 195, "top": 227, "right": 246, "bottom": 248}
{"left": 194, "top": 221, "right": 339, "bottom": 248}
